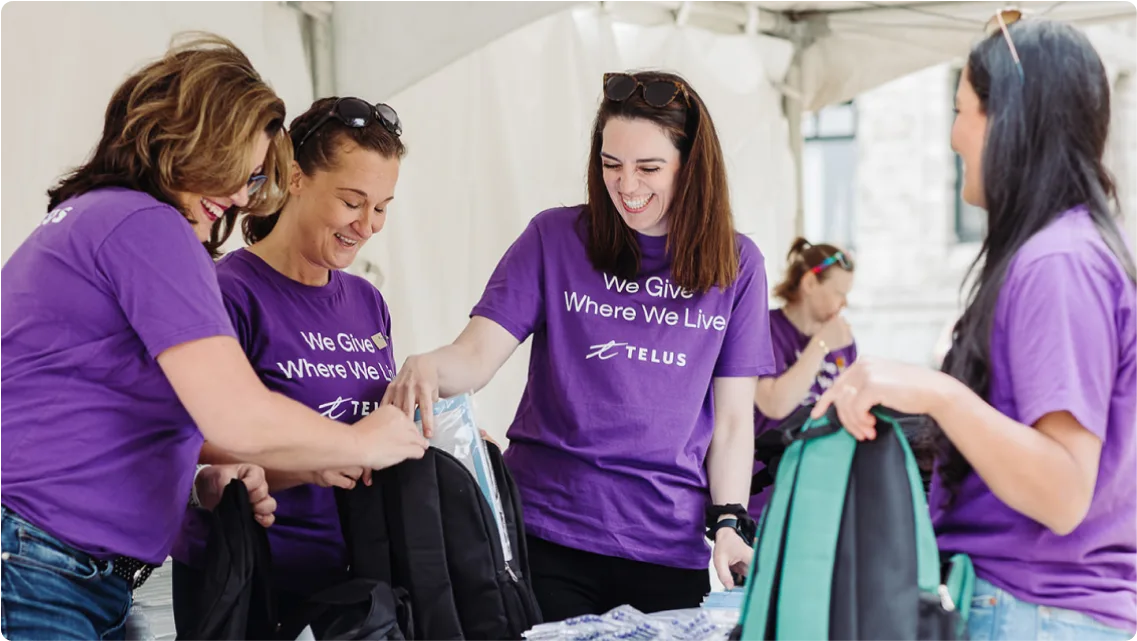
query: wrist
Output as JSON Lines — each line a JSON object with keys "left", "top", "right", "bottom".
{"left": 809, "top": 336, "right": 830, "bottom": 359}
{"left": 928, "top": 372, "right": 966, "bottom": 421}
{"left": 190, "top": 464, "right": 211, "bottom": 508}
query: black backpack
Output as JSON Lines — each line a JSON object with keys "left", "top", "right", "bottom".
{"left": 178, "top": 480, "right": 278, "bottom": 641}
{"left": 735, "top": 405, "right": 974, "bottom": 640}
{"left": 335, "top": 440, "right": 543, "bottom": 640}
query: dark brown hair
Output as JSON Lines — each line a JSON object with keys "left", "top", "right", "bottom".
{"left": 772, "top": 237, "right": 854, "bottom": 303}
{"left": 243, "top": 97, "right": 408, "bottom": 245}
{"left": 46, "top": 32, "right": 290, "bottom": 257}
{"left": 582, "top": 70, "right": 736, "bottom": 293}
{"left": 936, "top": 19, "right": 1135, "bottom": 505}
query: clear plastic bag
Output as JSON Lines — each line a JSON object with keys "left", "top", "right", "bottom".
{"left": 415, "top": 393, "right": 512, "bottom": 562}
{"left": 522, "top": 605, "right": 735, "bottom": 641}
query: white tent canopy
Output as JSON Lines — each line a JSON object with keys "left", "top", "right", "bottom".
{"left": 320, "top": 1, "right": 1137, "bottom": 110}
{"left": 2, "top": 1, "right": 1134, "bottom": 435}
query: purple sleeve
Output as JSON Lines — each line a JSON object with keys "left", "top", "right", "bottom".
{"left": 220, "top": 282, "right": 254, "bottom": 354}
{"left": 714, "top": 238, "right": 777, "bottom": 378}
{"left": 96, "top": 207, "right": 235, "bottom": 358}
{"left": 470, "top": 220, "right": 545, "bottom": 342}
{"left": 1003, "top": 254, "right": 1117, "bottom": 440}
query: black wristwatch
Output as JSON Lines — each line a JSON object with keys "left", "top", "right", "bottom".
{"left": 705, "top": 504, "right": 756, "bottom": 547}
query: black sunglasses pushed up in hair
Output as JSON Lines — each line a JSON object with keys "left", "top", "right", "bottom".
{"left": 294, "top": 97, "right": 402, "bottom": 151}
{"left": 603, "top": 72, "right": 689, "bottom": 108}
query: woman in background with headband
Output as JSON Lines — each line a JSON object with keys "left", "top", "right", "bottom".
{"left": 383, "top": 71, "right": 776, "bottom": 620}
{"left": 171, "top": 96, "right": 407, "bottom": 639}
{"left": 814, "top": 15, "right": 1136, "bottom": 640}
{"left": 748, "top": 237, "right": 856, "bottom": 519}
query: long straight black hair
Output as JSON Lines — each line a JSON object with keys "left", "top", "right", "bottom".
{"left": 937, "top": 19, "right": 1137, "bottom": 502}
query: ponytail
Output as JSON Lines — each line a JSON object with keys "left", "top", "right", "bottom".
{"left": 772, "top": 236, "right": 854, "bottom": 303}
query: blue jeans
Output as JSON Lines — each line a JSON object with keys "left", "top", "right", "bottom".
{"left": 968, "top": 578, "right": 1133, "bottom": 641}
{"left": 1, "top": 506, "right": 133, "bottom": 640}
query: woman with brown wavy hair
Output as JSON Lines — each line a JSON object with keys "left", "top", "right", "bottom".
{"left": 383, "top": 71, "right": 776, "bottom": 620}
{"left": 0, "top": 34, "right": 425, "bottom": 640}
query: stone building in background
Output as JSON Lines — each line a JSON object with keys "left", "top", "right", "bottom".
{"left": 803, "top": 23, "right": 1136, "bottom": 367}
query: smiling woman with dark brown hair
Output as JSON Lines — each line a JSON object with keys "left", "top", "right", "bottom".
{"left": 0, "top": 35, "right": 425, "bottom": 640}
{"left": 383, "top": 70, "right": 777, "bottom": 620}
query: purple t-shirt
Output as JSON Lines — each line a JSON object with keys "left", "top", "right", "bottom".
{"left": 472, "top": 206, "right": 776, "bottom": 569}
{"left": 930, "top": 206, "right": 1137, "bottom": 630}
{"left": 749, "top": 307, "right": 858, "bottom": 518}
{"left": 172, "top": 248, "right": 397, "bottom": 594}
{"left": 1, "top": 188, "right": 235, "bottom": 564}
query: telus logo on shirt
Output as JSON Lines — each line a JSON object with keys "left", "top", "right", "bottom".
{"left": 586, "top": 339, "right": 688, "bottom": 367}
{"left": 40, "top": 207, "right": 72, "bottom": 226}
{"left": 317, "top": 396, "right": 386, "bottom": 420}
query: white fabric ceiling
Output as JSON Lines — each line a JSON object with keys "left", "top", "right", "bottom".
{"left": 332, "top": 1, "right": 1137, "bottom": 111}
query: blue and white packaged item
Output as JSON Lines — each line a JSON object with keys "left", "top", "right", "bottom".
{"left": 415, "top": 393, "right": 512, "bottom": 562}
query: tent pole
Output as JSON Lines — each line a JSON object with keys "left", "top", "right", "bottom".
{"left": 292, "top": 1, "right": 335, "bottom": 98}
{"left": 784, "top": 47, "right": 806, "bottom": 239}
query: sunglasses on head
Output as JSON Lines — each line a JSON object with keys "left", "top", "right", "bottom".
{"left": 603, "top": 72, "right": 689, "bottom": 109}
{"left": 294, "top": 97, "right": 402, "bottom": 152}
{"left": 811, "top": 251, "right": 851, "bottom": 275}
{"left": 985, "top": 8, "right": 1025, "bottom": 83}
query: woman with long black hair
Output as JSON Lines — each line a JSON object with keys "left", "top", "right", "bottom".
{"left": 814, "top": 15, "right": 1136, "bottom": 641}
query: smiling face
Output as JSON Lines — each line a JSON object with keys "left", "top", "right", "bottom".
{"left": 286, "top": 140, "right": 400, "bottom": 271}
{"left": 600, "top": 116, "right": 681, "bottom": 237}
{"left": 175, "top": 131, "right": 271, "bottom": 242}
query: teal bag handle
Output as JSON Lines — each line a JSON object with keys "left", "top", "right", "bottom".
{"left": 884, "top": 414, "right": 941, "bottom": 596}
{"left": 888, "top": 412, "right": 975, "bottom": 630}
{"left": 771, "top": 414, "right": 857, "bottom": 640}
{"left": 945, "top": 553, "right": 976, "bottom": 630}
{"left": 737, "top": 416, "right": 817, "bottom": 640}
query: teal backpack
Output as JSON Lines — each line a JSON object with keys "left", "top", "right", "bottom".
{"left": 733, "top": 406, "right": 975, "bottom": 640}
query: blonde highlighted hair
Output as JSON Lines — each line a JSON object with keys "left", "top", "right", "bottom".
{"left": 47, "top": 32, "right": 291, "bottom": 256}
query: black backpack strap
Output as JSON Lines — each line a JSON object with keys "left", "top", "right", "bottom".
{"left": 278, "top": 579, "right": 410, "bottom": 640}
{"left": 375, "top": 449, "right": 464, "bottom": 639}
{"left": 750, "top": 468, "right": 776, "bottom": 496}
{"left": 335, "top": 478, "right": 393, "bottom": 583}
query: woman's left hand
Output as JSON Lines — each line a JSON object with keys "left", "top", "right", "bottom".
{"left": 811, "top": 358, "right": 955, "bottom": 440}
{"left": 712, "top": 527, "right": 753, "bottom": 590}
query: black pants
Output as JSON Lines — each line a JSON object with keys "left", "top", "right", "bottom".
{"left": 171, "top": 560, "right": 334, "bottom": 640}
{"left": 527, "top": 535, "right": 710, "bottom": 623}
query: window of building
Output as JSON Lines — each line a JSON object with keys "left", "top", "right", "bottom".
{"left": 802, "top": 100, "right": 857, "bottom": 250}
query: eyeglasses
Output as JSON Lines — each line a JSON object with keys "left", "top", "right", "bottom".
{"left": 810, "top": 251, "right": 851, "bottom": 275}
{"left": 246, "top": 172, "right": 267, "bottom": 197}
{"left": 603, "top": 72, "right": 689, "bottom": 108}
{"left": 294, "top": 97, "right": 402, "bottom": 151}
{"left": 985, "top": 8, "right": 1025, "bottom": 83}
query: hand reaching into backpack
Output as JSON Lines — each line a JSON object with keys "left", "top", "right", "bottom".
{"left": 355, "top": 405, "right": 429, "bottom": 470}
{"left": 712, "top": 526, "right": 753, "bottom": 590}
{"left": 382, "top": 353, "right": 441, "bottom": 438}
{"left": 310, "top": 467, "right": 372, "bottom": 490}
{"left": 195, "top": 463, "right": 277, "bottom": 528}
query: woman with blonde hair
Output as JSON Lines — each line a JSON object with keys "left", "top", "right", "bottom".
{"left": 0, "top": 34, "right": 426, "bottom": 640}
